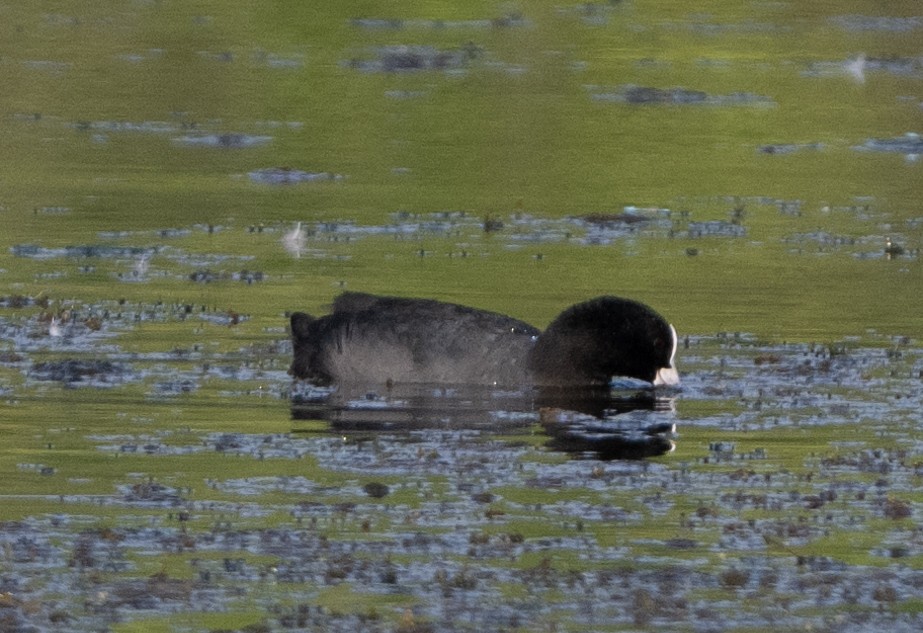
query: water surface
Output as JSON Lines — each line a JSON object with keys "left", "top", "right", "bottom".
{"left": 1, "top": 1, "right": 921, "bottom": 631}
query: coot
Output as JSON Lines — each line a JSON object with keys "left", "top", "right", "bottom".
{"left": 289, "top": 292, "right": 679, "bottom": 388}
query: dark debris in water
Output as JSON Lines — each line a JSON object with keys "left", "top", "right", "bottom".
{"left": 578, "top": 211, "right": 656, "bottom": 226}
{"left": 589, "top": 84, "right": 775, "bottom": 107}
{"left": 28, "top": 359, "right": 127, "bottom": 385}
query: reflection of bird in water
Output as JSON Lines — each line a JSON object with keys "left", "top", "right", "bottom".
{"left": 539, "top": 407, "right": 676, "bottom": 460}
{"left": 289, "top": 388, "right": 678, "bottom": 460}
{"left": 282, "top": 221, "right": 306, "bottom": 258}
{"left": 844, "top": 53, "right": 866, "bottom": 84}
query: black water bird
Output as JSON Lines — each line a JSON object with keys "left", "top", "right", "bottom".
{"left": 289, "top": 292, "right": 679, "bottom": 389}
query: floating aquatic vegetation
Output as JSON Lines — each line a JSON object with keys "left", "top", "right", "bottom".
{"left": 681, "top": 336, "right": 923, "bottom": 435}
{"left": 28, "top": 359, "right": 128, "bottom": 385}
{"left": 119, "top": 481, "right": 185, "bottom": 506}
{"left": 589, "top": 84, "right": 775, "bottom": 106}
{"left": 12, "top": 244, "right": 157, "bottom": 260}
{"left": 346, "top": 44, "right": 480, "bottom": 73}
{"left": 782, "top": 230, "right": 918, "bottom": 261}
{"left": 0, "top": 295, "right": 36, "bottom": 308}
{"left": 216, "top": 476, "right": 345, "bottom": 496}
{"left": 188, "top": 269, "right": 265, "bottom": 284}
{"left": 270, "top": 209, "right": 678, "bottom": 248}
{"left": 248, "top": 167, "right": 346, "bottom": 185}
{"left": 197, "top": 309, "right": 248, "bottom": 326}
{"left": 151, "top": 379, "right": 198, "bottom": 396}
{"left": 686, "top": 221, "right": 746, "bottom": 238}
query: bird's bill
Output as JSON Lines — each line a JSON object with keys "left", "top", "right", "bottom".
{"left": 654, "top": 323, "right": 680, "bottom": 387}
{"left": 654, "top": 365, "right": 680, "bottom": 387}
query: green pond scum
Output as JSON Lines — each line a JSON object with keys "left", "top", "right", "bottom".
{"left": 2, "top": 1, "right": 922, "bottom": 632}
